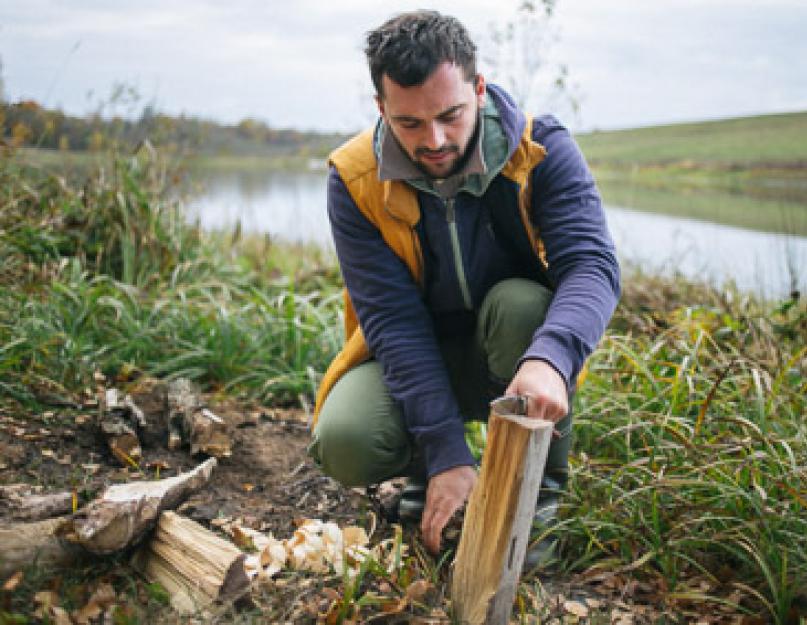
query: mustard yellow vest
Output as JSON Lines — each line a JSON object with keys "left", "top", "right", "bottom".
{"left": 312, "top": 118, "right": 548, "bottom": 425}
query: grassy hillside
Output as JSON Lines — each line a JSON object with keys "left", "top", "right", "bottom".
{"left": 576, "top": 110, "right": 807, "bottom": 166}
{"left": 575, "top": 111, "right": 807, "bottom": 234}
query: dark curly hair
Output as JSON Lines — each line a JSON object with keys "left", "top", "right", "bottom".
{"left": 365, "top": 11, "right": 477, "bottom": 97}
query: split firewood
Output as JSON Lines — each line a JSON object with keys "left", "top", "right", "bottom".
{"left": 132, "top": 511, "right": 250, "bottom": 614}
{"left": 451, "top": 408, "right": 553, "bottom": 625}
{"left": 99, "top": 388, "right": 146, "bottom": 466}
{"left": 166, "top": 378, "right": 231, "bottom": 458}
{"left": 0, "top": 484, "right": 74, "bottom": 521}
{"left": 0, "top": 458, "right": 217, "bottom": 577}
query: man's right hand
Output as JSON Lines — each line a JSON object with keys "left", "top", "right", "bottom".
{"left": 420, "top": 465, "right": 477, "bottom": 554}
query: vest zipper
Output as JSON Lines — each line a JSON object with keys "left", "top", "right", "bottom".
{"left": 445, "top": 198, "right": 473, "bottom": 310}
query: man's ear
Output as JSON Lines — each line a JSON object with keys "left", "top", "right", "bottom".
{"left": 475, "top": 74, "right": 486, "bottom": 107}
{"left": 375, "top": 94, "right": 386, "bottom": 119}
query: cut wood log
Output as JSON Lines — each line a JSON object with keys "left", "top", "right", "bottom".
{"left": 0, "top": 517, "right": 85, "bottom": 577}
{"left": 0, "top": 458, "right": 217, "bottom": 577}
{"left": 132, "top": 511, "right": 250, "bottom": 614}
{"left": 0, "top": 484, "right": 74, "bottom": 521}
{"left": 166, "top": 378, "right": 231, "bottom": 458}
{"left": 451, "top": 411, "right": 553, "bottom": 625}
{"left": 58, "top": 457, "right": 217, "bottom": 554}
{"left": 99, "top": 388, "right": 146, "bottom": 466}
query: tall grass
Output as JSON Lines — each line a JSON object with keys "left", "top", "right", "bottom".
{"left": 562, "top": 275, "right": 806, "bottom": 623}
{"left": 0, "top": 146, "right": 343, "bottom": 406}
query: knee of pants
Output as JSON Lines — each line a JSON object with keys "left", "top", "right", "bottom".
{"left": 308, "top": 362, "right": 412, "bottom": 487}
{"left": 478, "top": 278, "right": 554, "bottom": 381}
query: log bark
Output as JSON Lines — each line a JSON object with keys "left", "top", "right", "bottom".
{"left": 451, "top": 412, "right": 553, "bottom": 625}
{"left": 58, "top": 458, "right": 217, "bottom": 554}
{"left": 0, "top": 484, "right": 73, "bottom": 521}
{"left": 132, "top": 511, "right": 250, "bottom": 614}
{"left": 0, "top": 517, "right": 84, "bottom": 577}
{"left": 0, "top": 459, "right": 216, "bottom": 577}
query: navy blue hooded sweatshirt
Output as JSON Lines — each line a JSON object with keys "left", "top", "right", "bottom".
{"left": 326, "top": 85, "right": 620, "bottom": 478}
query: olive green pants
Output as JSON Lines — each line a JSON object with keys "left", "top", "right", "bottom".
{"left": 309, "top": 278, "right": 572, "bottom": 490}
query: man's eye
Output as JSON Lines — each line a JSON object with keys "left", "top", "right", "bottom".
{"left": 399, "top": 121, "right": 420, "bottom": 130}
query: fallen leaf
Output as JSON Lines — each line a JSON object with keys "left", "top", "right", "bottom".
{"left": 380, "top": 596, "right": 408, "bottom": 614}
{"left": 33, "top": 590, "right": 60, "bottom": 617}
{"left": 41, "top": 448, "right": 56, "bottom": 458}
{"left": 406, "top": 579, "right": 433, "bottom": 602}
{"left": 73, "top": 602, "right": 102, "bottom": 624}
{"left": 75, "top": 414, "right": 92, "bottom": 425}
{"left": 2, "top": 571, "right": 23, "bottom": 592}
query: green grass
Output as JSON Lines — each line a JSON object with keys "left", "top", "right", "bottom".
{"left": 561, "top": 274, "right": 806, "bottom": 623}
{"left": 187, "top": 153, "right": 325, "bottom": 172}
{"left": 576, "top": 110, "right": 807, "bottom": 166}
{"left": 0, "top": 146, "right": 343, "bottom": 406}
{"left": 576, "top": 111, "right": 807, "bottom": 220}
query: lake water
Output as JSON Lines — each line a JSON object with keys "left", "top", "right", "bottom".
{"left": 187, "top": 168, "right": 807, "bottom": 299}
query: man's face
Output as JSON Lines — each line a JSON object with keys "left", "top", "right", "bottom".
{"left": 377, "top": 62, "right": 486, "bottom": 179}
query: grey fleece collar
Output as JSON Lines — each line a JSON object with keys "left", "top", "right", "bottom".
{"left": 373, "top": 93, "right": 509, "bottom": 200}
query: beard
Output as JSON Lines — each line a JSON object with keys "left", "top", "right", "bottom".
{"left": 388, "top": 111, "right": 481, "bottom": 180}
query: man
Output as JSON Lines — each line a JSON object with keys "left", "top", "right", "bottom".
{"left": 309, "top": 10, "right": 620, "bottom": 560}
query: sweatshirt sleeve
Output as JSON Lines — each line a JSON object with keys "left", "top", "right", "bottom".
{"left": 520, "top": 116, "right": 621, "bottom": 388}
{"left": 327, "top": 168, "right": 475, "bottom": 478}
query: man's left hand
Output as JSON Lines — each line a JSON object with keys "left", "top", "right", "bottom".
{"left": 505, "top": 360, "right": 568, "bottom": 423}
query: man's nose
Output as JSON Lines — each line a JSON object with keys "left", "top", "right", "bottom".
{"left": 423, "top": 122, "right": 446, "bottom": 150}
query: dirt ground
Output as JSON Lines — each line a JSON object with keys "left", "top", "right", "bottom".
{"left": 0, "top": 379, "right": 757, "bottom": 624}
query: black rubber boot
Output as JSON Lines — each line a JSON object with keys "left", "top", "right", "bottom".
{"left": 523, "top": 474, "right": 563, "bottom": 573}
{"left": 396, "top": 478, "right": 427, "bottom": 523}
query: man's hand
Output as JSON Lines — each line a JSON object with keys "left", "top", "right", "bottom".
{"left": 505, "top": 360, "right": 568, "bottom": 423}
{"left": 421, "top": 465, "right": 477, "bottom": 554}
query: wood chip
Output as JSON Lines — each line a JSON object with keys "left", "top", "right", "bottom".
{"left": 564, "top": 600, "right": 589, "bottom": 618}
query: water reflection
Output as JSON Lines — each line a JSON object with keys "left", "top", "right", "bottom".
{"left": 186, "top": 169, "right": 807, "bottom": 298}
{"left": 606, "top": 206, "right": 804, "bottom": 298}
{"left": 187, "top": 169, "right": 331, "bottom": 246}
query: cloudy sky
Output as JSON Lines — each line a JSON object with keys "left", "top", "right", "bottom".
{"left": 2, "top": 0, "right": 806, "bottom": 133}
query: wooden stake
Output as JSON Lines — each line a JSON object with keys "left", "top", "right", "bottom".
{"left": 132, "top": 511, "right": 250, "bottom": 614}
{"left": 451, "top": 413, "right": 553, "bottom": 625}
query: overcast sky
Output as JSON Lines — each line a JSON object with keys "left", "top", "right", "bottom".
{"left": 2, "top": 0, "right": 806, "bottom": 133}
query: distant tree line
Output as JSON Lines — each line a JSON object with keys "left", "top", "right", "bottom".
{"left": 0, "top": 98, "right": 347, "bottom": 158}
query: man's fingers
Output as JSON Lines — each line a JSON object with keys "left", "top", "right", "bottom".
{"left": 423, "top": 500, "right": 456, "bottom": 553}
{"left": 526, "top": 393, "right": 567, "bottom": 423}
